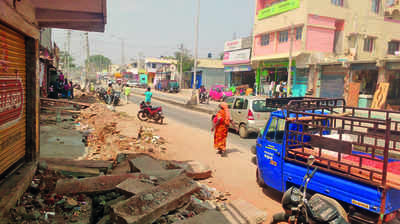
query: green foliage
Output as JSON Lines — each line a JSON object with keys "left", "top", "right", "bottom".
{"left": 59, "top": 51, "right": 76, "bottom": 69}
{"left": 173, "top": 49, "right": 194, "bottom": 72}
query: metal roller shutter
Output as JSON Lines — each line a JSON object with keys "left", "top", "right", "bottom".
{"left": 320, "top": 65, "right": 347, "bottom": 98}
{"left": 0, "top": 23, "right": 26, "bottom": 175}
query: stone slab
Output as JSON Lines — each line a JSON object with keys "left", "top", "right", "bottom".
{"left": 116, "top": 179, "right": 155, "bottom": 196}
{"left": 55, "top": 173, "right": 143, "bottom": 194}
{"left": 128, "top": 155, "right": 167, "bottom": 173}
{"left": 0, "top": 162, "right": 36, "bottom": 218}
{"left": 111, "top": 175, "right": 199, "bottom": 224}
{"left": 176, "top": 210, "right": 231, "bottom": 224}
{"left": 221, "top": 199, "right": 267, "bottom": 224}
{"left": 48, "top": 163, "right": 100, "bottom": 177}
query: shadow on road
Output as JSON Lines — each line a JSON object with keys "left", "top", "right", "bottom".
{"left": 224, "top": 148, "right": 242, "bottom": 156}
{"left": 262, "top": 187, "right": 283, "bottom": 204}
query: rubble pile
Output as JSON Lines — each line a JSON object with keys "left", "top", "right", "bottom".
{"left": 77, "top": 103, "right": 167, "bottom": 161}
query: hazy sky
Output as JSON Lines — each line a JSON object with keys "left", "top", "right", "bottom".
{"left": 53, "top": 0, "right": 255, "bottom": 65}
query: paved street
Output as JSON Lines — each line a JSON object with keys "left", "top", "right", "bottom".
{"left": 129, "top": 94, "right": 258, "bottom": 151}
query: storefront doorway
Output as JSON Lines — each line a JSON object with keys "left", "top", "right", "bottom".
{"left": 320, "top": 65, "right": 347, "bottom": 98}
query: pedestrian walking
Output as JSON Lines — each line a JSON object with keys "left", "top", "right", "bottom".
{"left": 145, "top": 87, "right": 152, "bottom": 105}
{"left": 69, "top": 81, "right": 74, "bottom": 99}
{"left": 124, "top": 85, "right": 131, "bottom": 104}
{"left": 211, "top": 102, "right": 230, "bottom": 157}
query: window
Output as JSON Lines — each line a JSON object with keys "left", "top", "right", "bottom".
{"left": 372, "top": 0, "right": 380, "bottom": 13}
{"left": 388, "top": 41, "right": 400, "bottom": 55}
{"left": 279, "top": 31, "right": 289, "bottom": 43}
{"left": 265, "top": 117, "right": 286, "bottom": 143}
{"left": 363, "top": 37, "right": 374, "bottom": 52}
{"left": 252, "top": 100, "right": 276, "bottom": 112}
{"left": 152, "top": 63, "right": 156, "bottom": 69}
{"left": 233, "top": 98, "right": 248, "bottom": 109}
{"left": 331, "top": 0, "right": 343, "bottom": 6}
{"left": 224, "top": 97, "right": 235, "bottom": 109}
{"left": 296, "top": 27, "right": 303, "bottom": 40}
{"left": 261, "top": 33, "right": 270, "bottom": 46}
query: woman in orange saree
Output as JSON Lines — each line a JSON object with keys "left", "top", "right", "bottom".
{"left": 211, "top": 102, "right": 230, "bottom": 156}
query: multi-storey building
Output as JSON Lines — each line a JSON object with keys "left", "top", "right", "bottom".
{"left": 252, "top": 0, "right": 400, "bottom": 108}
{"left": 144, "top": 58, "right": 178, "bottom": 87}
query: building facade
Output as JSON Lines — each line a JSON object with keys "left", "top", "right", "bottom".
{"left": 144, "top": 58, "right": 178, "bottom": 87}
{"left": 185, "top": 59, "right": 225, "bottom": 89}
{"left": 223, "top": 37, "right": 255, "bottom": 91}
{"left": 252, "top": 0, "right": 400, "bottom": 108}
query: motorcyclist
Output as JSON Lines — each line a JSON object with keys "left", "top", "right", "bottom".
{"left": 106, "top": 83, "right": 113, "bottom": 104}
{"left": 199, "top": 85, "right": 207, "bottom": 97}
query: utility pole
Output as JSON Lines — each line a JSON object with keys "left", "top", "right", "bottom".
{"left": 179, "top": 43, "right": 184, "bottom": 88}
{"left": 67, "top": 30, "right": 71, "bottom": 79}
{"left": 84, "top": 32, "right": 90, "bottom": 89}
{"left": 287, "top": 24, "right": 294, "bottom": 97}
{"left": 193, "top": 0, "right": 200, "bottom": 89}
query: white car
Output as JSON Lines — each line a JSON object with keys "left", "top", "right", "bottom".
{"left": 126, "top": 80, "right": 139, "bottom": 87}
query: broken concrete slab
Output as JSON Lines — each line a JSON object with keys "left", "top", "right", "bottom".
{"left": 180, "top": 161, "right": 212, "bottom": 180}
{"left": 128, "top": 155, "right": 167, "bottom": 173}
{"left": 55, "top": 173, "right": 143, "bottom": 194}
{"left": 111, "top": 175, "right": 200, "bottom": 224}
{"left": 116, "top": 179, "right": 155, "bottom": 196}
{"left": 144, "top": 169, "right": 185, "bottom": 182}
{"left": 220, "top": 199, "right": 267, "bottom": 224}
{"left": 0, "top": 162, "right": 36, "bottom": 218}
{"left": 41, "top": 158, "right": 113, "bottom": 170}
{"left": 47, "top": 163, "right": 100, "bottom": 177}
{"left": 176, "top": 210, "right": 231, "bottom": 224}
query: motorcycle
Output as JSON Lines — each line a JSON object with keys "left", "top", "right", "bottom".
{"left": 199, "top": 91, "right": 209, "bottom": 104}
{"left": 113, "top": 91, "right": 121, "bottom": 106}
{"left": 137, "top": 101, "right": 164, "bottom": 124}
{"left": 96, "top": 87, "right": 107, "bottom": 101}
{"left": 271, "top": 155, "right": 349, "bottom": 224}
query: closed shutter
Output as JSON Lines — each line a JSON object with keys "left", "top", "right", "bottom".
{"left": 0, "top": 23, "right": 26, "bottom": 175}
{"left": 320, "top": 66, "right": 346, "bottom": 98}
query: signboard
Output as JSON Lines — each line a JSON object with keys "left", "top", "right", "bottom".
{"left": 258, "top": 0, "right": 300, "bottom": 20}
{"left": 0, "top": 78, "right": 24, "bottom": 128}
{"left": 224, "top": 65, "right": 252, "bottom": 72}
{"left": 223, "top": 49, "right": 251, "bottom": 65}
{"left": 262, "top": 61, "right": 296, "bottom": 68}
{"left": 224, "top": 39, "right": 243, "bottom": 52}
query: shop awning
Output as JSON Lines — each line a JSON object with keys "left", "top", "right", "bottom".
{"left": 31, "top": 0, "right": 107, "bottom": 32}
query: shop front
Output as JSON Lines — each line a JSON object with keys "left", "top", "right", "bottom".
{"left": 386, "top": 62, "right": 400, "bottom": 109}
{"left": 319, "top": 65, "right": 347, "bottom": 98}
{"left": 350, "top": 63, "right": 378, "bottom": 108}
{"left": 256, "top": 61, "right": 296, "bottom": 96}
{"left": 224, "top": 65, "right": 255, "bottom": 88}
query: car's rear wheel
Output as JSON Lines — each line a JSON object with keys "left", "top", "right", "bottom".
{"left": 239, "top": 124, "right": 249, "bottom": 138}
{"left": 256, "top": 168, "right": 267, "bottom": 188}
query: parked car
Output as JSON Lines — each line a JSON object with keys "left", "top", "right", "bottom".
{"left": 213, "top": 96, "right": 276, "bottom": 138}
{"left": 209, "top": 85, "right": 233, "bottom": 101}
{"left": 126, "top": 80, "right": 139, "bottom": 87}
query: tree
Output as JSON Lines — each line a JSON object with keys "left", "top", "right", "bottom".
{"left": 173, "top": 49, "right": 194, "bottom": 73}
{"left": 219, "top": 52, "right": 225, "bottom": 60}
{"left": 85, "top": 55, "right": 112, "bottom": 73}
{"left": 59, "top": 51, "right": 76, "bottom": 71}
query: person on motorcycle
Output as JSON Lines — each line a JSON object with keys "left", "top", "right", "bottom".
{"left": 199, "top": 85, "right": 207, "bottom": 97}
{"left": 145, "top": 87, "right": 152, "bottom": 105}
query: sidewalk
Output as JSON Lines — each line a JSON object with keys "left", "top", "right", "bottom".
{"left": 131, "top": 87, "right": 218, "bottom": 114}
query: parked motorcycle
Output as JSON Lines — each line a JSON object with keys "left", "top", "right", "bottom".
{"left": 137, "top": 101, "right": 164, "bottom": 124}
{"left": 199, "top": 91, "right": 209, "bottom": 104}
{"left": 271, "top": 155, "right": 349, "bottom": 224}
{"left": 113, "top": 91, "right": 121, "bottom": 106}
{"left": 96, "top": 87, "right": 107, "bottom": 101}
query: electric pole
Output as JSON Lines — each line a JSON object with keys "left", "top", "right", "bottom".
{"left": 179, "top": 43, "right": 184, "bottom": 88}
{"left": 84, "top": 32, "right": 90, "bottom": 88}
{"left": 193, "top": 0, "right": 200, "bottom": 89}
{"left": 287, "top": 24, "right": 294, "bottom": 97}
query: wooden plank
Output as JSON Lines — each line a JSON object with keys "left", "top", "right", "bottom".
{"left": 40, "top": 106, "right": 81, "bottom": 114}
{"left": 286, "top": 112, "right": 351, "bottom": 121}
{"left": 347, "top": 82, "right": 360, "bottom": 107}
{"left": 40, "top": 97, "right": 91, "bottom": 107}
{"left": 309, "top": 135, "right": 353, "bottom": 154}
{"left": 371, "top": 82, "right": 389, "bottom": 109}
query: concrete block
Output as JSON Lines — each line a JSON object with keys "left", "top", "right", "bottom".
{"left": 116, "top": 179, "right": 155, "bottom": 196}
{"left": 176, "top": 210, "right": 231, "bottom": 224}
{"left": 47, "top": 163, "right": 100, "bottom": 177}
{"left": 111, "top": 175, "right": 199, "bottom": 224}
{"left": 128, "top": 155, "right": 167, "bottom": 173}
{"left": 55, "top": 173, "right": 143, "bottom": 194}
{"left": 180, "top": 161, "right": 212, "bottom": 180}
{"left": 144, "top": 169, "right": 185, "bottom": 182}
{"left": 221, "top": 199, "right": 267, "bottom": 224}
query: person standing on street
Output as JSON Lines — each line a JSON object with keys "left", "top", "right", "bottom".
{"left": 69, "top": 81, "right": 74, "bottom": 99}
{"left": 145, "top": 87, "right": 152, "bottom": 105}
{"left": 124, "top": 85, "right": 131, "bottom": 104}
{"left": 211, "top": 102, "right": 230, "bottom": 157}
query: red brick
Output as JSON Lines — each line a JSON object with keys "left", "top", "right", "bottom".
{"left": 111, "top": 175, "right": 199, "bottom": 224}
{"left": 55, "top": 173, "right": 144, "bottom": 194}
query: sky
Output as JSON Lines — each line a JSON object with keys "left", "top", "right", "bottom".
{"left": 52, "top": 0, "right": 255, "bottom": 66}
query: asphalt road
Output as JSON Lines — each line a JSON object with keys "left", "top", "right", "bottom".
{"left": 129, "top": 95, "right": 257, "bottom": 151}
